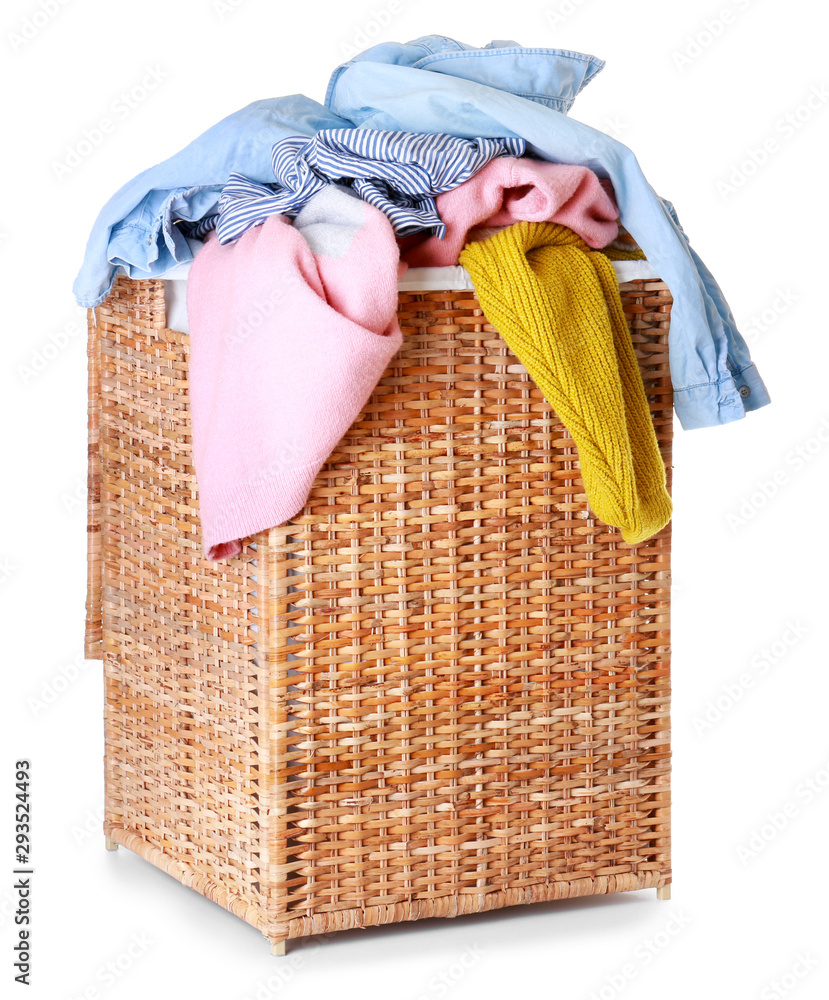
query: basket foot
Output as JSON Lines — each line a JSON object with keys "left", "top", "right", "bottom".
{"left": 270, "top": 939, "right": 288, "bottom": 956}
{"left": 656, "top": 884, "right": 671, "bottom": 901}
{"left": 105, "top": 836, "right": 119, "bottom": 851}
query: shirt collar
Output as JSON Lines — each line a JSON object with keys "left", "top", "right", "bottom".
{"left": 325, "top": 35, "right": 605, "bottom": 114}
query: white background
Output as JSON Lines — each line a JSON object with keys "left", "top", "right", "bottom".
{"left": 2, "top": 1, "right": 828, "bottom": 998}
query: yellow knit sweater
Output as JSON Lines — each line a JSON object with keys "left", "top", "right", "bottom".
{"left": 459, "top": 221, "right": 672, "bottom": 544}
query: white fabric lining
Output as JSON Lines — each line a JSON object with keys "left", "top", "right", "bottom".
{"left": 162, "top": 258, "right": 660, "bottom": 335}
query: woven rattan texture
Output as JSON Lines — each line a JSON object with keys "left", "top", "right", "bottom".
{"left": 88, "top": 273, "right": 672, "bottom": 949}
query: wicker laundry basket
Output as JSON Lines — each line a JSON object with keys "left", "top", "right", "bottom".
{"left": 85, "top": 271, "right": 673, "bottom": 955}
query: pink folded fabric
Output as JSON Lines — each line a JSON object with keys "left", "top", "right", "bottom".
{"left": 186, "top": 186, "right": 404, "bottom": 559}
{"left": 401, "top": 156, "right": 619, "bottom": 267}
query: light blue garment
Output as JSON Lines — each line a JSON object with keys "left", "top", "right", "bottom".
{"left": 324, "top": 35, "right": 606, "bottom": 113}
{"left": 324, "top": 37, "right": 770, "bottom": 429}
{"left": 214, "top": 129, "right": 526, "bottom": 244}
{"left": 73, "top": 38, "right": 601, "bottom": 309}
{"left": 72, "top": 95, "right": 353, "bottom": 309}
{"left": 73, "top": 33, "right": 769, "bottom": 429}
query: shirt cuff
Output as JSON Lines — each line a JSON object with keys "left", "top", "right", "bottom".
{"left": 673, "top": 363, "right": 771, "bottom": 430}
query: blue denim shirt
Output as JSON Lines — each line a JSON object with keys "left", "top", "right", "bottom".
{"left": 72, "top": 95, "right": 352, "bottom": 310}
{"left": 73, "top": 35, "right": 769, "bottom": 430}
{"left": 73, "top": 38, "right": 599, "bottom": 312}
{"left": 322, "top": 36, "right": 769, "bottom": 430}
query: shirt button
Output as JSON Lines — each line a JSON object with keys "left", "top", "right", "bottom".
{"left": 739, "top": 385, "right": 751, "bottom": 398}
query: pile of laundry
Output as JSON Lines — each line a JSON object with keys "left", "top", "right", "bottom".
{"left": 74, "top": 35, "right": 770, "bottom": 560}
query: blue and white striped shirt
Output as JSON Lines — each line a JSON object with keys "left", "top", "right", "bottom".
{"left": 205, "top": 129, "right": 525, "bottom": 245}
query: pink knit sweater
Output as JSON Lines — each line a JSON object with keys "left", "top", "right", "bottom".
{"left": 186, "top": 188, "right": 403, "bottom": 559}
{"left": 400, "top": 156, "right": 619, "bottom": 266}
{"left": 186, "top": 160, "right": 619, "bottom": 560}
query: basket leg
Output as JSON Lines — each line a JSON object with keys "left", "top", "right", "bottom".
{"left": 105, "top": 836, "right": 119, "bottom": 851}
{"left": 270, "top": 938, "right": 288, "bottom": 957}
{"left": 656, "top": 884, "right": 671, "bottom": 901}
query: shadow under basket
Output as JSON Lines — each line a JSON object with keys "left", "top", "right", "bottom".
{"left": 86, "top": 272, "right": 673, "bottom": 955}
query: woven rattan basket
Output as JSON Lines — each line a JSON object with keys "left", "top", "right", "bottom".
{"left": 86, "top": 271, "right": 673, "bottom": 955}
